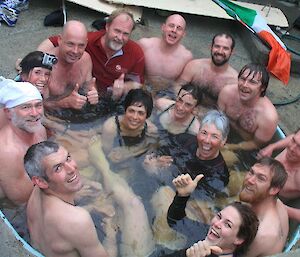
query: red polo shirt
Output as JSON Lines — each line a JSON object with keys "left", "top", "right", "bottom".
{"left": 49, "top": 30, "right": 145, "bottom": 93}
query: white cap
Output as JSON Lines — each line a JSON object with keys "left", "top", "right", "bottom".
{"left": 0, "top": 79, "right": 42, "bottom": 108}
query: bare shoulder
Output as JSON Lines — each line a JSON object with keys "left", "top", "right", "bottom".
{"left": 155, "top": 97, "right": 175, "bottom": 111}
{"left": 219, "top": 83, "right": 237, "bottom": 98}
{"left": 146, "top": 119, "right": 158, "bottom": 134}
{"left": 138, "top": 37, "right": 159, "bottom": 49}
{"left": 187, "top": 58, "right": 209, "bottom": 67}
{"left": 102, "top": 116, "right": 117, "bottom": 134}
{"left": 258, "top": 97, "right": 278, "bottom": 120}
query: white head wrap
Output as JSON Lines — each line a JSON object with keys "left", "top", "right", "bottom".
{"left": 0, "top": 79, "right": 42, "bottom": 108}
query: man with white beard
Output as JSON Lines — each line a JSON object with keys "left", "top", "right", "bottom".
{"left": 0, "top": 79, "right": 46, "bottom": 204}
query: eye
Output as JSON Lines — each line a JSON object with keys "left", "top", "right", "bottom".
{"left": 66, "top": 154, "right": 72, "bottom": 162}
{"left": 55, "top": 165, "right": 62, "bottom": 172}
{"left": 225, "top": 222, "right": 232, "bottom": 228}
{"left": 217, "top": 212, "right": 221, "bottom": 219}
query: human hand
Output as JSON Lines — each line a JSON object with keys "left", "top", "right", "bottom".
{"left": 86, "top": 77, "right": 99, "bottom": 105}
{"left": 223, "top": 143, "right": 240, "bottom": 151}
{"left": 173, "top": 173, "right": 204, "bottom": 197}
{"left": 186, "top": 240, "right": 222, "bottom": 257}
{"left": 112, "top": 73, "right": 125, "bottom": 100}
{"left": 257, "top": 145, "right": 273, "bottom": 159}
{"left": 64, "top": 83, "right": 87, "bottom": 109}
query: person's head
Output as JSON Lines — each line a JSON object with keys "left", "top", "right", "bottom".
{"left": 161, "top": 14, "right": 186, "bottom": 46}
{"left": 20, "top": 51, "right": 57, "bottom": 95}
{"left": 206, "top": 202, "right": 258, "bottom": 256}
{"left": 122, "top": 88, "right": 153, "bottom": 130}
{"left": 211, "top": 33, "right": 235, "bottom": 66}
{"left": 197, "top": 110, "right": 229, "bottom": 160}
{"left": 238, "top": 63, "right": 269, "bottom": 99}
{"left": 240, "top": 157, "right": 287, "bottom": 204}
{"left": 105, "top": 9, "right": 135, "bottom": 52}
{"left": 24, "top": 141, "right": 82, "bottom": 194}
{"left": 0, "top": 79, "right": 43, "bottom": 133}
{"left": 285, "top": 128, "right": 300, "bottom": 163}
{"left": 173, "top": 84, "right": 202, "bottom": 120}
{"left": 58, "top": 20, "right": 88, "bottom": 64}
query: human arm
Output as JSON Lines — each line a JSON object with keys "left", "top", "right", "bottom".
{"left": 167, "top": 174, "right": 204, "bottom": 225}
{"left": 37, "top": 37, "right": 57, "bottom": 52}
{"left": 68, "top": 208, "right": 108, "bottom": 257}
{"left": 285, "top": 205, "right": 300, "bottom": 222}
{"left": 186, "top": 240, "right": 222, "bottom": 257}
{"left": 44, "top": 83, "right": 87, "bottom": 110}
{"left": 176, "top": 60, "right": 196, "bottom": 85}
{"left": 257, "top": 134, "right": 293, "bottom": 159}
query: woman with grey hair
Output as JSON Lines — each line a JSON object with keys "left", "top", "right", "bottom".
{"left": 183, "top": 109, "right": 230, "bottom": 199}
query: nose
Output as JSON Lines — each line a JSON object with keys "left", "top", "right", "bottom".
{"left": 72, "top": 45, "right": 79, "bottom": 54}
{"left": 203, "top": 134, "right": 211, "bottom": 143}
{"left": 247, "top": 173, "right": 256, "bottom": 184}
{"left": 65, "top": 161, "right": 76, "bottom": 173}
{"left": 30, "top": 106, "right": 39, "bottom": 116}
{"left": 132, "top": 112, "right": 138, "bottom": 119}
{"left": 213, "top": 219, "right": 222, "bottom": 229}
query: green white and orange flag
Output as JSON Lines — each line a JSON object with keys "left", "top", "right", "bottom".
{"left": 213, "top": 0, "right": 291, "bottom": 85}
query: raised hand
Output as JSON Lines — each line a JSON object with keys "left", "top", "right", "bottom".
{"left": 86, "top": 77, "right": 99, "bottom": 105}
{"left": 112, "top": 73, "right": 125, "bottom": 100}
{"left": 173, "top": 173, "right": 204, "bottom": 197}
{"left": 186, "top": 240, "right": 222, "bottom": 257}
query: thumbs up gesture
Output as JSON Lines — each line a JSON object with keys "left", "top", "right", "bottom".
{"left": 112, "top": 73, "right": 125, "bottom": 100}
{"left": 86, "top": 77, "right": 99, "bottom": 105}
{"left": 66, "top": 83, "right": 87, "bottom": 109}
{"left": 172, "top": 173, "right": 204, "bottom": 197}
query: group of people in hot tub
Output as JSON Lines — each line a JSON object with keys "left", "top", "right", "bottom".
{"left": 0, "top": 8, "right": 299, "bottom": 257}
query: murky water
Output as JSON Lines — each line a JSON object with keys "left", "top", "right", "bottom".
{"left": 0, "top": 98, "right": 289, "bottom": 257}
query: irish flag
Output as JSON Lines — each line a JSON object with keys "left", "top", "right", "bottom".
{"left": 213, "top": 0, "right": 291, "bottom": 85}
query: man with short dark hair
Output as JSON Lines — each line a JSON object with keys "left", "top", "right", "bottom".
{"left": 0, "top": 79, "right": 46, "bottom": 204}
{"left": 25, "top": 141, "right": 109, "bottom": 257}
{"left": 38, "top": 9, "right": 145, "bottom": 100}
{"left": 177, "top": 33, "right": 238, "bottom": 103}
{"left": 239, "top": 157, "right": 289, "bottom": 257}
{"left": 218, "top": 63, "right": 278, "bottom": 150}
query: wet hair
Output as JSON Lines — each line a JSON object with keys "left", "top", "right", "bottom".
{"left": 24, "top": 141, "right": 59, "bottom": 181}
{"left": 20, "top": 51, "right": 56, "bottom": 74}
{"left": 238, "top": 63, "right": 269, "bottom": 97}
{"left": 106, "top": 9, "right": 135, "bottom": 30}
{"left": 178, "top": 84, "right": 202, "bottom": 106}
{"left": 227, "top": 201, "right": 259, "bottom": 256}
{"left": 256, "top": 157, "right": 287, "bottom": 190}
{"left": 212, "top": 33, "right": 235, "bottom": 50}
{"left": 124, "top": 88, "right": 153, "bottom": 118}
{"left": 200, "top": 110, "right": 230, "bottom": 140}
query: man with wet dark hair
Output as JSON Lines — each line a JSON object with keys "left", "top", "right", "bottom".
{"left": 239, "top": 157, "right": 288, "bottom": 257}
{"left": 218, "top": 63, "right": 278, "bottom": 151}
{"left": 25, "top": 141, "right": 109, "bottom": 257}
{"left": 176, "top": 33, "right": 238, "bottom": 104}
{"left": 38, "top": 9, "right": 144, "bottom": 100}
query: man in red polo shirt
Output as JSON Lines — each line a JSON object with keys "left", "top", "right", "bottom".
{"left": 38, "top": 9, "right": 145, "bottom": 100}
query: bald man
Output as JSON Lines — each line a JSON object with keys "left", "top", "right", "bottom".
{"left": 138, "top": 14, "right": 193, "bottom": 94}
{"left": 42, "top": 20, "right": 98, "bottom": 110}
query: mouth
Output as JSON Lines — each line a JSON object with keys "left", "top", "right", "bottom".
{"left": 67, "top": 174, "right": 78, "bottom": 183}
{"left": 207, "top": 227, "right": 220, "bottom": 241}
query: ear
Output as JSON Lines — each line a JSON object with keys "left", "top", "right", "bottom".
{"left": 220, "top": 137, "right": 227, "bottom": 147}
{"left": 32, "top": 176, "right": 49, "bottom": 189}
{"left": 269, "top": 186, "right": 280, "bottom": 196}
{"left": 57, "top": 34, "right": 62, "bottom": 46}
{"left": 105, "top": 23, "right": 109, "bottom": 32}
{"left": 4, "top": 108, "right": 12, "bottom": 119}
{"left": 233, "top": 237, "right": 244, "bottom": 247}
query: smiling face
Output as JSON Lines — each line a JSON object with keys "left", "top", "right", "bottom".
{"left": 42, "top": 146, "right": 82, "bottom": 195}
{"left": 174, "top": 89, "right": 198, "bottom": 120}
{"left": 197, "top": 123, "right": 226, "bottom": 160}
{"left": 58, "top": 22, "right": 87, "bottom": 64}
{"left": 239, "top": 163, "right": 273, "bottom": 203}
{"left": 22, "top": 67, "right": 51, "bottom": 95}
{"left": 161, "top": 14, "right": 186, "bottom": 46}
{"left": 286, "top": 131, "right": 300, "bottom": 163}
{"left": 105, "top": 14, "right": 134, "bottom": 51}
{"left": 123, "top": 102, "right": 147, "bottom": 131}
{"left": 206, "top": 206, "right": 243, "bottom": 252}
{"left": 9, "top": 99, "right": 44, "bottom": 133}
{"left": 211, "top": 35, "right": 233, "bottom": 66}
{"left": 238, "top": 69, "right": 264, "bottom": 102}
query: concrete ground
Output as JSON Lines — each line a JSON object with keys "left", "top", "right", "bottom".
{"left": 0, "top": 0, "right": 299, "bottom": 256}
